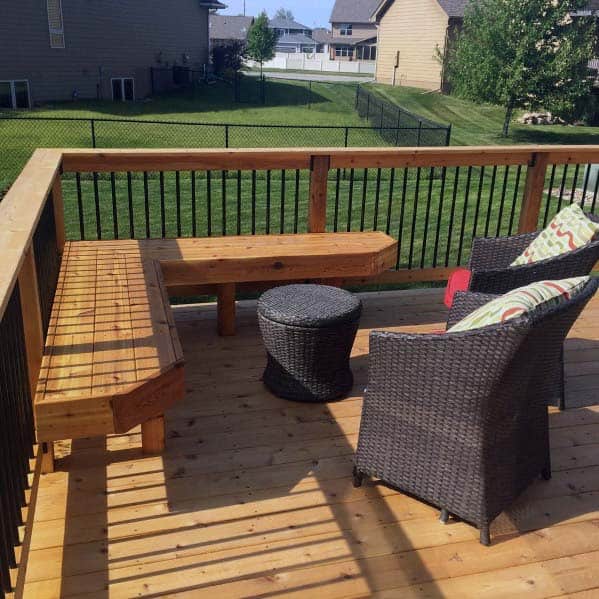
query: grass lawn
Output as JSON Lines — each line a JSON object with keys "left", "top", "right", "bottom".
{"left": 3, "top": 80, "right": 599, "bottom": 275}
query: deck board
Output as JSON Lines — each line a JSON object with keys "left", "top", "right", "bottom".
{"left": 22, "top": 288, "right": 599, "bottom": 598}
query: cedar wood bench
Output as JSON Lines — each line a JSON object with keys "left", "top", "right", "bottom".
{"left": 35, "top": 232, "right": 397, "bottom": 472}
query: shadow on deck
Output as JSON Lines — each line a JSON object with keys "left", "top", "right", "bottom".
{"left": 21, "top": 288, "right": 599, "bottom": 598}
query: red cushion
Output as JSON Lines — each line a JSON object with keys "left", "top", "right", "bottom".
{"left": 444, "top": 268, "right": 472, "bottom": 309}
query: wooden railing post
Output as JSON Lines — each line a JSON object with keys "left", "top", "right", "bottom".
{"left": 308, "top": 155, "right": 330, "bottom": 233}
{"left": 518, "top": 152, "right": 550, "bottom": 233}
{"left": 51, "top": 172, "right": 66, "bottom": 254}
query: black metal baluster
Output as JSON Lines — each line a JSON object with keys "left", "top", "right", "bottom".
{"left": 360, "top": 168, "right": 368, "bottom": 231}
{"left": 346, "top": 168, "right": 355, "bottom": 232}
{"left": 408, "top": 167, "right": 421, "bottom": 269}
{"left": 127, "top": 172, "right": 134, "bottom": 238}
{"left": 191, "top": 170, "right": 197, "bottom": 237}
{"left": 237, "top": 170, "right": 242, "bottom": 235}
{"left": 266, "top": 170, "right": 271, "bottom": 234}
{"left": 386, "top": 168, "right": 396, "bottom": 236}
{"left": 207, "top": 170, "right": 212, "bottom": 236}
{"left": 251, "top": 170, "right": 257, "bottom": 235}
{"left": 333, "top": 169, "right": 341, "bottom": 232}
{"left": 294, "top": 169, "right": 300, "bottom": 233}
{"left": 221, "top": 170, "right": 227, "bottom": 236}
{"left": 592, "top": 170, "right": 599, "bottom": 213}
{"left": 396, "top": 168, "right": 408, "bottom": 269}
{"left": 456, "top": 166, "right": 473, "bottom": 265}
{"left": 495, "top": 166, "right": 510, "bottom": 237}
{"left": 279, "top": 169, "right": 285, "bottom": 234}
{"left": 543, "top": 165, "right": 557, "bottom": 227}
{"left": 373, "top": 168, "right": 382, "bottom": 230}
{"left": 581, "top": 164, "right": 592, "bottom": 209}
{"left": 472, "top": 166, "right": 486, "bottom": 240}
{"left": 483, "top": 165, "right": 497, "bottom": 237}
{"left": 159, "top": 171, "right": 166, "bottom": 238}
{"left": 175, "top": 170, "right": 181, "bottom": 237}
{"left": 508, "top": 165, "right": 523, "bottom": 234}
{"left": 420, "top": 167, "right": 435, "bottom": 268}
{"left": 143, "top": 171, "right": 150, "bottom": 238}
{"left": 569, "top": 163, "right": 581, "bottom": 203}
{"left": 557, "top": 165, "right": 569, "bottom": 212}
{"left": 432, "top": 167, "right": 448, "bottom": 267}
{"left": 93, "top": 171, "right": 101, "bottom": 239}
{"left": 110, "top": 172, "right": 118, "bottom": 239}
{"left": 76, "top": 172, "right": 84, "bottom": 240}
{"left": 445, "top": 167, "right": 460, "bottom": 266}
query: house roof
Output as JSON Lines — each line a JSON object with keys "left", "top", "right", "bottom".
{"left": 330, "top": 0, "right": 380, "bottom": 24}
{"left": 275, "top": 33, "right": 317, "bottom": 45}
{"left": 268, "top": 17, "right": 311, "bottom": 30}
{"left": 372, "top": 0, "right": 467, "bottom": 21}
{"left": 209, "top": 14, "right": 253, "bottom": 40}
{"left": 329, "top": 35, "right": 377, "bottom": 46}
{"left": 311, "top": 27, "right": 332, "bottom": 43}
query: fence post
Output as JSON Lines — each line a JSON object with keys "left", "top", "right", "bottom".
{"left": 90, "top": 119, "right": 96, "bottom": 148}
{"left": 518, "top": 152, "right": 550, "bottom": 233}
{"left": 225, "top": 124, "right": 229, "bottom": 148}
{"left": 355, "top": 85, "right": 360, "bottom": 109}
{"left": 308, "top": 155, "right": 330, "bottom": 232}
{"left": 416, "top": 121, "right": 423, "bottom": 146}
{"left": 395, "top": 110, "right": 402, "bottom": 146}
{"left": 445, "top": 123, "right": 452, "bottom": 146}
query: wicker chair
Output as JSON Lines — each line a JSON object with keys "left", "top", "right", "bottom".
{"left": 353, "top": 278, "right": 598, "bottom": 546}
{"left": 467, "top": 212, "right": 599, "bottom": 410}
{"left": 468, "top": 213, "right": 599, "bottom": 296}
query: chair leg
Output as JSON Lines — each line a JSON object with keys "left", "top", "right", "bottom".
{"left": 479, "top": 524, "right": 491, "bottom": 546}
{"left": 352, "top": 466, "right": 363, "bottom": 488}
{"left": 439, "top": 508, "right": 450, "bottom": 524}
{"left": 559, "top": 346, "right": 566, "bottom": 411}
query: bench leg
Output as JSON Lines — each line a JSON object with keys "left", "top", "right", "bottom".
{"left": 217, "top": 283, "right": 236, "bottom": 336}
{"left": 41, "top": 441, "right": 55, "bottom": 474}
{"left": 141, "top": 415, "right": 166, "bottom": 454}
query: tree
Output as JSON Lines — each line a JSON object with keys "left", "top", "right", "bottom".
{"left": 444, "top": 0, "right": 595, "bottom": 136}
{"left": 274, "top": 8, "right": 294, "bottom": 21}
{"left": 211, "top": 40, "right": 246, "bottom": 77}
{"left": 246, "top": 11, "right": 277, "bottom": 77}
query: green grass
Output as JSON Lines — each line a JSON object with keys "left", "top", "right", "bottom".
{"left": 367, "top": 83, "right": 599, "bottom": 146}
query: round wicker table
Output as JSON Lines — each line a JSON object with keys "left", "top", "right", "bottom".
{"left": 257, "top": 284, "right": 362, "bottom": 402}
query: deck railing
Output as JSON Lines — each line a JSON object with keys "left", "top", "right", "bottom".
{"left": 1, "top": 144, "right": 599, "bottom": 595}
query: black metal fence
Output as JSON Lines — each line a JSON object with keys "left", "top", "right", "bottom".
{"left": 355, "top": 86, "right": 451, "bottom": 147}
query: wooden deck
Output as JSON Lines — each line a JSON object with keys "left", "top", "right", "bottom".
{"left": 21, "top": 287, "right": 599, "bottom": 598}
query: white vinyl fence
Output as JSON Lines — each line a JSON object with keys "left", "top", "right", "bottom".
{"left": 247, "top": 52, "right": 375, "bottom": 75}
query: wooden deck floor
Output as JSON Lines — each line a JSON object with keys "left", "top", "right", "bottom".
{"left": 21, "top": 288, "right": 599, "bottom": 598}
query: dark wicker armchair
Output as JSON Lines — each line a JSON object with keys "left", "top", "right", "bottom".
{"left": 353, "top": 278, "right": 598, "bottom": 545}
{"left": 468, "top": 213, "right": 599, "bottom": 296}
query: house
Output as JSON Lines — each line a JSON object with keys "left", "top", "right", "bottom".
{"left": 268, "top": 17, "right": 317, "bottom": 53}
{"left": 329, "top": 0, "right": 379, "bottom": 61}
{"left": 0, "top": 0, "right": 225, "bottom": 108}
{"left": 371, "top": 0, "right": 467, "bottom": 90}
{"left": 209, "top": 14, "right": 254, "bottom": 48}
{"left": 311, "top": 28, "right": 333, "bottom": 54}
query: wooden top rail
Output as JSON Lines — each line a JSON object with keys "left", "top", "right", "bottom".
{"left": 59, "top": 145, "right": 599, "bottom": 172}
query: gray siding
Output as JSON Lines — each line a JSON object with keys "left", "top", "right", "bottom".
{"left": 0, "top": 0, "right": 209, "bottom": 104}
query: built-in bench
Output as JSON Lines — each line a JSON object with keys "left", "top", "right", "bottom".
{"left": 35, "top": 232, "right": 397, "bottom": 472}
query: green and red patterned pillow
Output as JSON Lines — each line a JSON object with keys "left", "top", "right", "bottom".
{"left": 448, "top": 277, "right": 588, "bottom": 333}
{"left": 511, "top": 204, "right": 599, "bottom": 266}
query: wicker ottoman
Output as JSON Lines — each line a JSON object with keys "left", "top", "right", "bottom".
{"left": 258, "top": 284, "right": 362, "bottom": 402}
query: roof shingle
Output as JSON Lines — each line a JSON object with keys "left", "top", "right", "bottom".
{"left": 209, "top": 14, "right": 253, "bottom": 41}
{"left": 330, "top": 0, "right": 381, "bottom": 24}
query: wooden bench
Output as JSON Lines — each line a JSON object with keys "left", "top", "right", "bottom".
{"left": 35, "top": 232, "right": 397, "bottom": 472}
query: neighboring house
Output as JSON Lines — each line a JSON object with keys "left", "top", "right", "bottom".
{"left": 312, "top": 28, "right": 333, "bottom": 54}
{"left": 209, "top": 14, "right": 254, "bottom": 49}
{"left": 268, "top": 17, "right": 317, "bottom": 53}
{"left": 0, "top": 0, "right": 224, "bottom": 108}
{"left": 371, "top": 0, "right": 466, "bottom": 90}
{"left": 329, "top": 0, "right": 379, "bottom": 61}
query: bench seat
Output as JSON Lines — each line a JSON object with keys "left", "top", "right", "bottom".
{"left": 35, "top": 242, "right": 184, "bottom": 447}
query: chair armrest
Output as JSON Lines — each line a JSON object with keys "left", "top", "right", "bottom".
{"left": 446, "top": 291, "right": 498, "bottom": 329}
{"left": 469, "top": 232, "right": 538, "bottom": 271}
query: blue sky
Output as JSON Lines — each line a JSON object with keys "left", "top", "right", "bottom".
{"left": 219, "top": 0, "right": 333, "bottom": 29}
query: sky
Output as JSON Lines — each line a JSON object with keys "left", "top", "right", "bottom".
{"left": 219, "top": 0, "right": 333, "bottom": 29}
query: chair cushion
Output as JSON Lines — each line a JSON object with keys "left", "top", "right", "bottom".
{"left": 511, "top": 204, "right": 599, "bottom": 266}
{"left": 444, "top": 268, "right": 472, "bottom": 308}
{"left": 447, "top": 277, "right": 588, "bottom": 333}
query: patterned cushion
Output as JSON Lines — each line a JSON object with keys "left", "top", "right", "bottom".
{"left": 447, "top": 277, "right": 588, "bottom": 333}
{"left": 511, "top": 204, "right": 599, "bottom": 266}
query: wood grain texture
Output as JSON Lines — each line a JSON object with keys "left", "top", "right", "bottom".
{"left": 20, "top": 288, "right": 599, "bottom": 599}
{"left": 519, "top": 152, "right": 550, "bottom": 233}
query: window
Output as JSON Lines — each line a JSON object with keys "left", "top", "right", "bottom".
{"left": 0, "top": 80, "right": 31, "bottom": 109}
{"left": 339, "top": 23, "right": 352, "bottom": 36}
{"left": 335, "top": 46, "right": 351, "bottom": 57}
{"left": 47, "top": 0, "right": 65, "bottom": 48}
{"left": 357, "top": 46, "right": 376, "bottom": 61}
{"left": 111, "top": 78, "right": 135, "bottom": 101}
